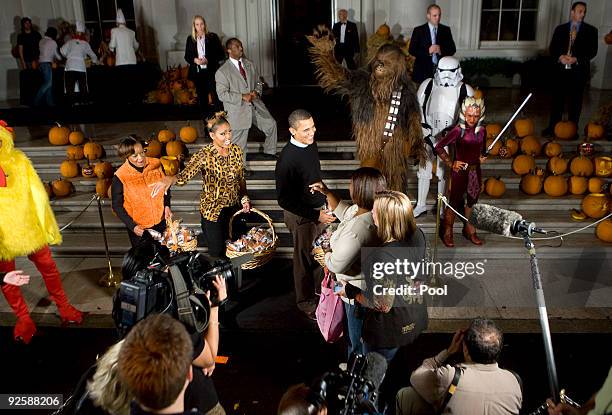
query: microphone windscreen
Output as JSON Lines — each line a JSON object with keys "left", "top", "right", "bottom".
{"left": 363, "top": 352, "right": 387, "bottom": 391}
{"left": 469, "top": 204, "right": 522, "bottom": 237}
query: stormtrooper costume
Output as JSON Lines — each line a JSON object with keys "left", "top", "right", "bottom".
{"left": 413, "top": 57, "right": 473, "bottom": 218}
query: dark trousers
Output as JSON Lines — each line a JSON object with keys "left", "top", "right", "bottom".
{"left": 192, "top": 68, "right": 218, "bottom": 115}
{"left": 127, "top": 219, "right": 166, "bottom": 247}
{"left": 200, "top": 205, "right": 243, "bottom": 259}
{"left": 548, "top": 67, "right": 587, "bottom": 129}
{"left": 64, "top": 70, "right": 88, "bottom": 105}
{"left": 334, "top": 44, "right": 357, "bottom": 69}
{"left": 283, "top": 210, "right": 324, "bottom": 311}
{"left": 33, "top": 62, "right": 54, "bottom": 106}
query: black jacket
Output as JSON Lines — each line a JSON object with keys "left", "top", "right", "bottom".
{"left": 332, "top": 21, "right": 360, "bottom": 54}
{"left": 409, "top": 23, "right": 456, "bottom": 83}
{"left": 549, "top": 21, "right": 598, "bottom": 78}
{"left": 184, "top": 33, "right": 225, "bottom": 79}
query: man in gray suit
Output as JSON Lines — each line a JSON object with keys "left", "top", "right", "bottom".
{"left": 215, "top": 38, "right": 278, "bottom": 169}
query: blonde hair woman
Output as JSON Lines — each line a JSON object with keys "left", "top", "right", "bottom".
{"left": 184, "top": 15, "right": 224, "bottom": 113}
{"left": 339, "top": 190, "right": 428, "bottom": 363}
{"left": 86, "top": 340, "right": 131, "bottom": 415}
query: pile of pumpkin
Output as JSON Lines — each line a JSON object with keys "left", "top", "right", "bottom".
{"left": 48, "top": 123, "right": 114, "bottom": 199}
{"left": 482, "top": 118, "right": 611, "bottom": 242}
{"left": 142, "top": 124, "right": 199, "bottom": 175}
{"left": 146, "top": 65, "right": 198, "bottom": 105}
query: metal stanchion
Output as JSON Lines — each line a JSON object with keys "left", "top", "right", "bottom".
{"left": 96, "top": 195, "right": 122, "bottom": 287}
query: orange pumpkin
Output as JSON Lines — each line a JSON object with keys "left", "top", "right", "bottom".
{"left": 158, "top": 89, "right": 173, "bottom": 105}
{"left": 554, "top": 121, "right": 577, "bottom": 140}
{"left": 94, "top": 161, "right": 114, "bottom": 179}
{"left": 544, "top": 141, "right": 562, "bottom": 158}
{"left": 106, "top": 54, "right": 115, "bottom": 66}
{"left": 179, "top": 123, "right": 198, "bottom": 143}
{"left": 486, "top": 138, "right": 502, "bottom": 156}
{"left": 512, "top": 154, "right": 536, "bottom": 175}
{"left": 588, "top": 177, "right": 605, "bottom": 193}
{"left": 593, "top": 156, "right": 612, "bottom": 178}
{"left": 60, "top": 160, "right": 79, "bottom": 178}
{"left": 505, "top": 138, "right": 519, "bottom": 156}
{"left": 570, "top": 155, "right": 594, "bottom": 177}
{"left": 145, "top": 139, "right": 163, "bottom": 158}
{"left": 596, "top": 219, "right": 612, "bottom": 243}
{"left": 66, "top": 145, "right": 84, "bottom": 160}
{"left": 543, "top": 175, "right": 568, "bottom": 197}
{"left": 81, "top": 162, "right": 95, "bottom": 178}
{"left": 547, "top": 156, "right": 568, "bottom": 175}
{"left": 514, "top": 118, "right": 534, "bottom": 137}
{"left": 520, "top": 170, "right": 544, "bottom": 195}
{"left": 83, "top": 140, "right": 103, "bottom": 161}
{"left": 96, "top": 179, "right": 112, "bottom": 198}
{"left": 51, "top": 178, "right": 74, "bottom": 197}
{"left": 180, "top": 64, "right": 189, "bottom": 79}
{"left": 581, "top": 193, "right": 610, "bottom": 219}
{"left": 165, "top": 141, "right": 184, "bottom": 158}
{"left": 520, "top": 135, "right": 541, "bottom": 156}
{"left": 568, "top": 176, "right": 588, "bottom": 195}
{"left": 586, "top": 123, "right": 605, "bottom": 140}
{"left": 485, "top": 177, "right": 506, "bottom": 197}
{"left": 486, "top": 124, "right": 502, "bottom": 139}
{"left": 158, "top": 128, "right": 176, "bottom": 143}
{"left": 68, "top": 130, "right": 85, "bottom": 145}
{"left": 49, "top": 123, "right": 70, "bottom": 145}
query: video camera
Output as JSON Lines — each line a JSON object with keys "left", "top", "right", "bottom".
{"left": 309, "top": 352, "right": 388, "bottom": 415}
{"left": 112, "top": 241, "right": 240, "bottom": 336}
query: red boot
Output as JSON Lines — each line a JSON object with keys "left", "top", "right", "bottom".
{"left": 28, "top": 246, "right": 84, "bottom": 325}
{"left": 1, "top": 284, "right": 37, "bottom": 343}
{"left": 463, "top": 207, "right": 483, "bottom": 246}
{"left": 440, "top": 208, "right": 455, "bottom": 248}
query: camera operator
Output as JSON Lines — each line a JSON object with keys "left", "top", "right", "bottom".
{"left": 118, "top": 314, "right": 199, "bottom": 414}
{"left": 120, "top": 244, "right": 227, "bottom": 415}
{"left": 396, "top": 318, "right": 522, "bottom": 415}
{"left": 545, "top": 364, "right": 612, "bottom": 415}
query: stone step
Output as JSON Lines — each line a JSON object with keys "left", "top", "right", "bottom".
{"left": 49, "top": 231, "right": 612, "bottom": 260}
{"left": 50, "top": 189, "right": 588, "bottom": 213}
{"left": 54, "top": 209, "right": 602, "bottom": 236}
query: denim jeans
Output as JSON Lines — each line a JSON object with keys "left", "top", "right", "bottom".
{"left": 33, "top": 62, "right": 54, "bottom": 106}
{"left": 344, "top": 301, "right": 364, "bottom": 358}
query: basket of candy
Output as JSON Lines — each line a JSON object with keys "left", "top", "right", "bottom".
{"left": 311, "top": 223, "right": 338, "bottom": 267}
{"left": 225, "top": 207, "right": 277, "bottom": 269}
{"left": 149, "top": 216, "right": 199, "bottom": 253}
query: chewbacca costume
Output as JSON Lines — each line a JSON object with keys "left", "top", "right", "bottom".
{"left": 0, "top": 121, "right": 83, "bottom": 343}
{"left": 308, "top": 34, "right": 426, "bottom": 191}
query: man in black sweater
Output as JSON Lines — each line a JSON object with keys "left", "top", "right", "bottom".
{"left": 542, "top": 1, "right": 598, "bottom": 137}
{"left": 275, "top": 109, "right": 335, "bottom": 319}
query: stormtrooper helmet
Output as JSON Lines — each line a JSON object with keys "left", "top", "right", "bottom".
{"left": 434, "top": 56, "right": 463, "bottom": 87}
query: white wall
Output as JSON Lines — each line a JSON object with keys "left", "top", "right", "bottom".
{"left": 1, "top": 0, "right": 610, "bottom": 100}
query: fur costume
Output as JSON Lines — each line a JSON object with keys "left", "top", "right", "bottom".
{"left": 0, "top": 122, "right": 61, "bottom": 260}
{"left": 308, "top": 31, "right": 426, "bottom": 191}
{"left": 0, "top": 121, "right": 82, "bottom": 343}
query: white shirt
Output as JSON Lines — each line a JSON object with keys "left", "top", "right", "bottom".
{"left": 340, "top": 22, "right": 347, "bottom": 43}
{"left": 229, "top": 57, "right": 244, "bottom": 73}
{"left": 38, "top": 36, "right": 61, "bottom": 63}
{"left": 196, "top": 35, "right": 207, "bottom": 69}
{"left": 428, "top": 22, "right": 438, "bottom": 43}
{"left": 290, "top": 137, "right": 308, "bottom": 148}
{"left": 60, "top": 39, "right": 98, "bottom": 72}
{"left": 109, "top": 25, "right": 138, "bottom": 66}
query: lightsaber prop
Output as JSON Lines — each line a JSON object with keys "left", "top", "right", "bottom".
{"left": 486, "top": 93, "right": 533, "bottom": 154}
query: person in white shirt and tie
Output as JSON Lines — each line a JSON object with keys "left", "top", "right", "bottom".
{"left": 215, "top": 38, "right": 278, "bottom": 171}
{"left": 409, "top": 4, "right": 456, "bottom": 84}
{"left": 332, "top": 9, "right": 360, "bottom": 69}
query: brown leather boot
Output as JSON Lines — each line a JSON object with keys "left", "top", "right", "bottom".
{"left": 440, "top": 208, "right": 455, "bottom": 248}
{"left": 463, "top": 207, "right": 483, "bottom": 245}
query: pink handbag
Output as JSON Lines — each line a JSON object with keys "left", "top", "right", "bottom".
{"left": 315, "top": 269, "right": 345, "bottom": 343}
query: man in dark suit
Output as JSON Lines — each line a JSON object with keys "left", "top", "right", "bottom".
{"left": 332, "top": 9, "right": 359, "bottom": 69}
{"left": 409, "top": 4, "right": 456, "bottom": 84}
{"left": 542, "top": 1, "right": 598, "bottom": 137}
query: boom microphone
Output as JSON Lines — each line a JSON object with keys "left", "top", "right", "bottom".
{"left": 469, "top": 204, "right": 547, "bottom": 237}
{"left": 363, "top": 352, "right": 388, "bottom": 392}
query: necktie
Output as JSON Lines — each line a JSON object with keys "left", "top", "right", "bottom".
{"left": 432, "top": 27, "right": 438, "bottom": 65}
{"left": 238, "top": 60, "right": 247, "bottom": 82}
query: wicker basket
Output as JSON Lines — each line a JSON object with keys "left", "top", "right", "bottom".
{"left": 225, "top": 207, "right": 277, "bottom": 270}
{"left": 311, "top": 246, "right": 326, "bottom": 268}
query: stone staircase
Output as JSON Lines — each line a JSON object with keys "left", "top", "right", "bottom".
{"left": 20, "top": 138, "right": 611, "bottom": 262}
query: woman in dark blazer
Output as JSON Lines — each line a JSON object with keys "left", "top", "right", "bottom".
{"left": 184, "top": 15, "right": 224, "bottom": 114}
